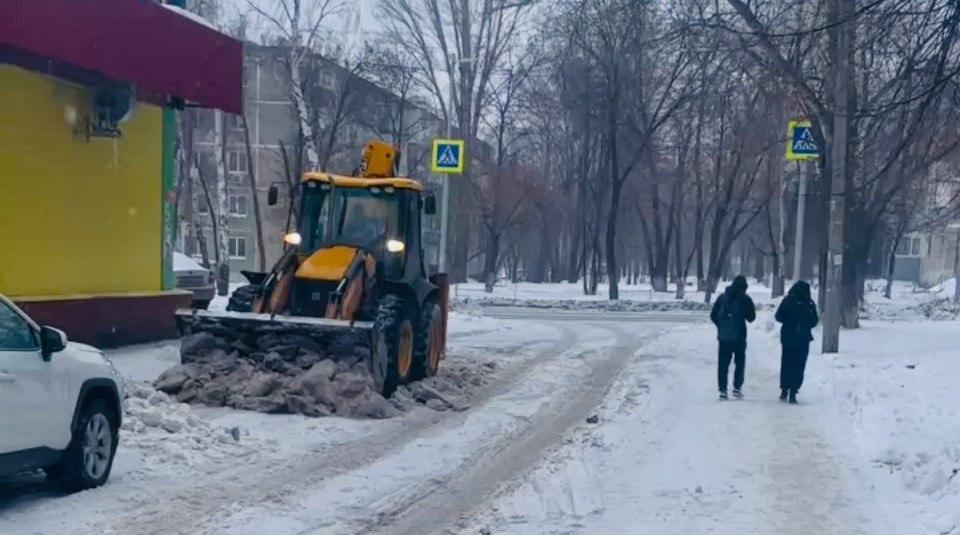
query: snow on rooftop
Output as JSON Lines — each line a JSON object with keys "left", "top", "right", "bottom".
{"left": 160, "top": 3, "right": 219, "bottom": 32}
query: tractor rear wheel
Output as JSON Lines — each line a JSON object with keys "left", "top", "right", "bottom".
{"left": 226, "top": 284, "right": 260, "bottom": 312}
{"left": 370, "top": 294, "right": 414, "bottom": 396}
{"left": 412, "top": 301, "right": 442, "bottom": 379}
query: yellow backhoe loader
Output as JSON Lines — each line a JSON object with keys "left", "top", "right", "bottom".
{"left": 176, "top": 141, "right": 449, "bottom": 396}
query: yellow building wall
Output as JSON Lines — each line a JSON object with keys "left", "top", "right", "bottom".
{"left": 0, "top": 66, "right": 162, "bottom": 297}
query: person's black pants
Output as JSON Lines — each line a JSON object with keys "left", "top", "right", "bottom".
{"left": 717, "top": 340, "right": 746, "bottom": 393}
{"left": 780, "top": 343, "right": 810, "bottom": 393}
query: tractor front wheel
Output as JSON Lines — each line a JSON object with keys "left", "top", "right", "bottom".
{"left": 412, "top": 301, "right": 443, "bottom": 380}
{"left": 370, "top": 294, "right": 414, "bottom": 396}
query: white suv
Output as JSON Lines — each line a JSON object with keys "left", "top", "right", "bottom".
{"left": 0, "top": 295, "right": 124, "bottom": 491}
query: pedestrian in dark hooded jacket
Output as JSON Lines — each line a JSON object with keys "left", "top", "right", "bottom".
{"left": 710, "top": 275, "right": 756, "bottom": 400}
{"left": 775, "top": 280, "right": 819, "bottom": 404}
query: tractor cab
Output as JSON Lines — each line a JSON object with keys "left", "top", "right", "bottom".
{"left": 206, "top": 140, "right": 448, "bottom": 396}
{"left": 293, "top": 175, "right": 430, "bottom": 282}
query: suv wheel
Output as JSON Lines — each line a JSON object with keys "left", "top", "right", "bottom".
{"left": 48, "top": 399, "right": 118, "bottom": 492}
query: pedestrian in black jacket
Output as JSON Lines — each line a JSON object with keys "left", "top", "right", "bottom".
{"left": 710, "top": 275, "right": 756, "bottom": 400}
{"left": 775, "top": 280, "right": 819, "bottom": 404}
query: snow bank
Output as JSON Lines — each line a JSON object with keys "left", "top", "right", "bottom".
{"left": 453, "top": 280, "right": 774, "bottom": 305}
{"left": 458, "top": 296, "right": 710, "bottom": 312}
{"left": 822, "top": 321, "right": 960, "bottom": 533}
{"left": 121, "top": 382, "right": 264, "bottom": 467}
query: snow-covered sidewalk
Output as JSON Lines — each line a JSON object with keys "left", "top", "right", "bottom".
{"left": 467, "top": 310, "right": 960, "bottom": 535}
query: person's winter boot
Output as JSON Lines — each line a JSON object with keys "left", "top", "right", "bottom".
{"left": 780, "top": 389, "right": 788, "bottom": 401}
{"left": 732, "top": 389, "right": 743, "bottom": 399}
{"left": 719, "top": 391, "right": 729, "bottom": 400}
{"left": 788, "top": 391, "right": 798, "bottom": 404}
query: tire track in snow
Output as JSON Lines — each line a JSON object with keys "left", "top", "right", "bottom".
{"left": 94, "top": 323, "right": 577, "bottom": 535}
{"left": 352, "top": 322, "right": 652, "bottom": 535}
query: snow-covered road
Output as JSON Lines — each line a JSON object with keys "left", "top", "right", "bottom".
{"left": 464, "top": 318, "right": 883, "bottom": 534}
{"left": 3, "top": 297, "right": 957, "bottom": 534}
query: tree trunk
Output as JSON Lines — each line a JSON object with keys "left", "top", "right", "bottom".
{"left": 953, "top": 229, "right": 960, "bottom": 301}
{"left": 213, "top": 111, "right": 230, "bottom": 295}
{"left": 651, "top": 273, "right": 668, "bottom": 292}
{"left": 605, "top": 181, "right": 623, "bottom": 300}
{"left": 483, "top": 229, "right": 499, "bottom": 293}
{"left": 195, "top": 221, "right": 210, "bottom": 269}
{"left": 884, "top": 237, "right": 898, "bottom": 299}
{"left": 178, "top": 111, "right": 195, "bottom": 256}
{"left": 771, "top": 254, "right": 785, "bottom": 297}
{"left": 194, "top": 160, "right": 217, "bottom": 267}
{"left": 840, "top": 246, "right": 865, "bottom": 329}
{"left": 241, "top": 115, "right": 266, "bottom": 272}
{"left": 289, "top": 50, "right": 320, "bottom": 170}
{"left": 695, "top": 231, "right": 705, "bottom": 291}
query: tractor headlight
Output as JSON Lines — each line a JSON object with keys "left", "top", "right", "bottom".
{"left": 284, "top": 232, "right": 302, "bottom": 246}
{"left": 386, "top": 239, "right": 406, "bottom": 253}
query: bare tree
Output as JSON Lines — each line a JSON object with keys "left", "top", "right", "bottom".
{"left": 239, "top": 114, "right": 267, "bottom": 271}
{"left": 379, "top": 0, "right": 536, "bottom": 281}
{"left": 247, "top": 0, "right": 346, "bottom": 170}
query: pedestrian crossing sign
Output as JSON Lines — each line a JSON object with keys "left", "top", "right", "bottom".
{"left": 786, "top": 119, "right": 819, "bottom": 161}
{"left": 431, "top": 139, "right": 465, "bottom": 174}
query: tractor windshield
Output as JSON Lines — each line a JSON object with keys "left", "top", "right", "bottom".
{"left": 299, "top": 183, "right": 403, "bottom": 254}
{"left": 332, "top": 188, "right": 401, "bottom": 248}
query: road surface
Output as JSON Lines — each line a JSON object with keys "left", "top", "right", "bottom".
{"left": 1, "top": 308, "right": 883, "bottom": 534}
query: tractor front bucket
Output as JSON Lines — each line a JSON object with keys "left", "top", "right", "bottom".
{"left": 174, "top": 308, "right": 375, "bottom": 372}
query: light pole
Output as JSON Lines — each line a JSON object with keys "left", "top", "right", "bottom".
{"left": 792, "top": 162, "right": 807, "bottom": 281}
{"left": 822, "top": 0, "right": 851, "bottom": 353}
{"left": 438, "top": 59, "right": 456, "bottom": 273}
{"left": 438, "top": 54, "right": 472, "bottom": 274}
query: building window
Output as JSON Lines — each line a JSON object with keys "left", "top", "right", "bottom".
{"left": 228, "top": 237, "right": 247, "bottom": 259}
{"left": 197, "top": 197, "right": 209, "bottom": 214}
{"left": 896, "top": 235, "right": 923, "bottom": 257}
{"left": 229, "top": 195, "right": 249, "bottom": 217}
{"left": 227, "top": 150, "right": 248, "bottom": 174}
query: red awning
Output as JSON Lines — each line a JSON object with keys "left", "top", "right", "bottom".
{"left": 0, "top": 0, "right": 243, "bottom": 115}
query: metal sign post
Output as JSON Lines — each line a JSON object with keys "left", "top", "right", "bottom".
{"left": 432, "top": 138, "right": 465, "bottom": 273}
{"left": 785, "top": 118, "right": 819, "bottom": 284}
{"left": 792, "top": 162, "right": 807, "bottom": 281}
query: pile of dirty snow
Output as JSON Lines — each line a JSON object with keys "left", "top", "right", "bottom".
{"left": 154, "top": 331, "right": 399, "bottom": 419}
{"left": 391, "top": 358, "right": 497, "bottom": 412}
{"left": 122, "top": 382, "right": 265, "bottom": 466}
{"left": 911, "top": 298, "right": 960, "bottom": 320}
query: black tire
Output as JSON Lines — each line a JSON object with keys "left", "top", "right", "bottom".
{"left": 370, "top": 294, "right": 415, "bottom": 396}
{"left": 412, "top": 301, "right": 442, "bottom": 380}
{"left": 227, "top": 284, "right": 260, "bottom": 312}
{"left": 48, "top": 398, "right": 118, "bottom": 492}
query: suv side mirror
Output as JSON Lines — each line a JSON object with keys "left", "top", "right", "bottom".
{"left": 424, "top": 194, "right": 437, "bottom": 215}
{"left": 267, "top": 185, "right": 279, "bottom": 206}
{"left": 40, "top": 326, "right": 67, "bottom": 360}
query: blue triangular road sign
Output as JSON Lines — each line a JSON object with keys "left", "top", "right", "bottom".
{"left": 437, "top": 145, "right": 459, "bottom": 167}
{"left": 792, "top": 127, "right": 818, "bottom": 154}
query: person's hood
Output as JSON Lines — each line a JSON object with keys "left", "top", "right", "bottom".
{"left": 726, "top": 275, "right": 748, "bottom": 294}
{"left": 788, "top": 280, "right": 812, "bottom": 299}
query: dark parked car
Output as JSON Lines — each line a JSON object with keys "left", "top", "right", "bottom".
{"left": 173, "top": 252, "right": 215, "bottom": 309}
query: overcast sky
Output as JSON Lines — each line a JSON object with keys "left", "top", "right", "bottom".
{"left": 220, "top": 0, "right": 377, "bottom": 51}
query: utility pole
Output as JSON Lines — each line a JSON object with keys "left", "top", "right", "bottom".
{"left": 953, "top": 228, "right": 960, "bottom": 301}
{"left": 438, "top": 55, "right": 457, "bottom": 274}
{"left": 822, "top": 0, "right": 851, "bottom": 353}
{"left": 792, "top": 162, "right": 807, "bottom": 281}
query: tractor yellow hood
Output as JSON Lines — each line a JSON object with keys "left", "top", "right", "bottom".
{"left": 296, "top": 246, "right": 359, "bottom": 282}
